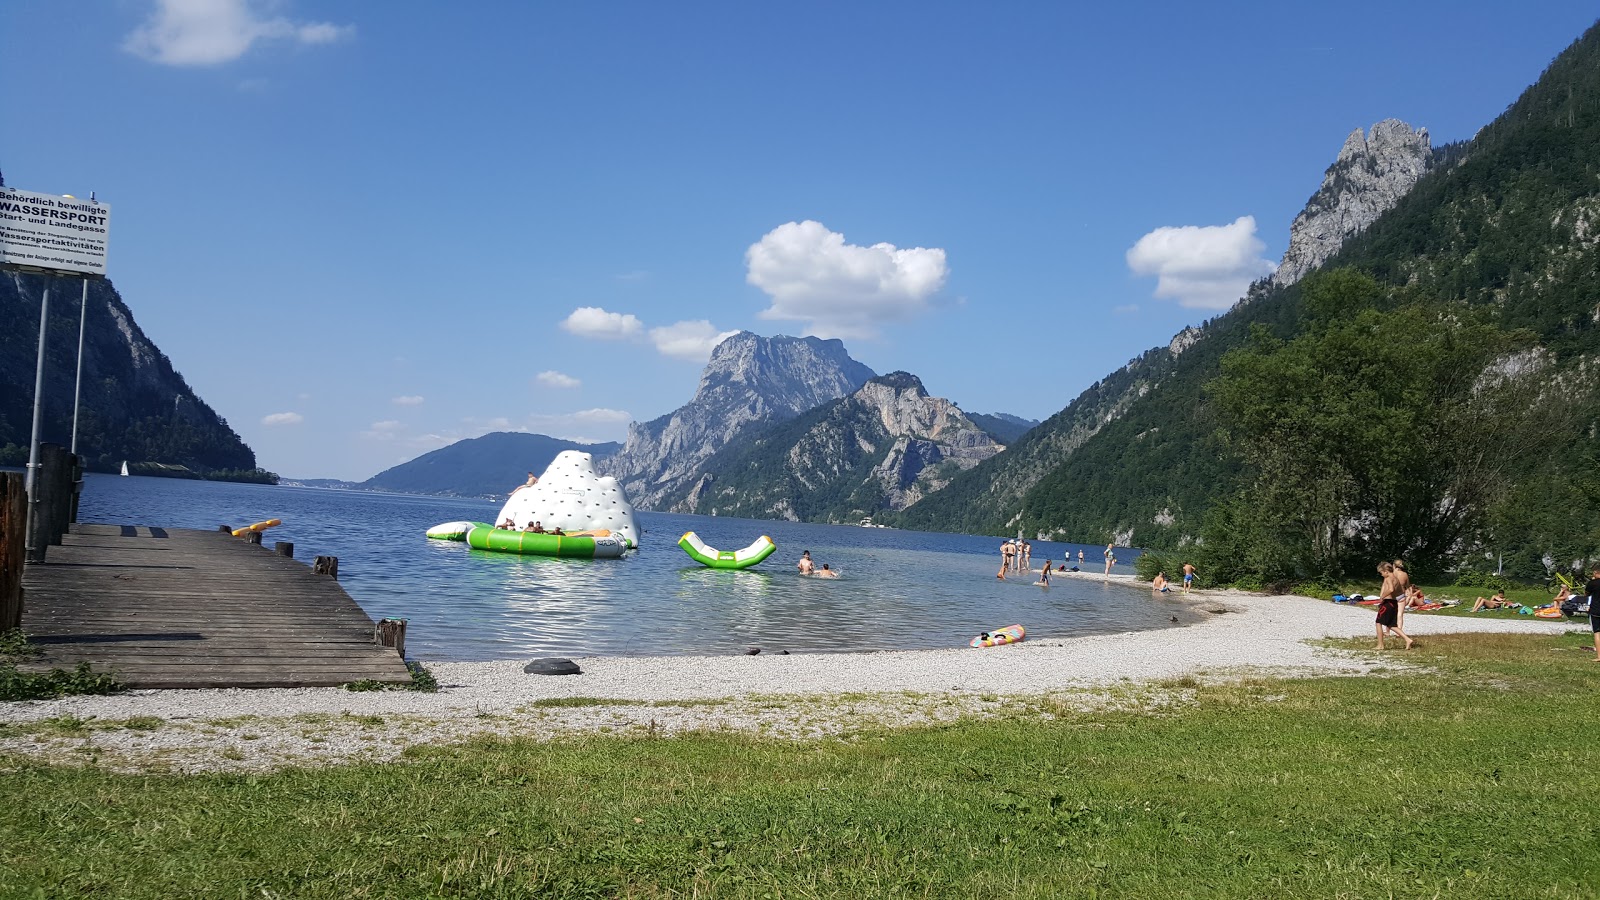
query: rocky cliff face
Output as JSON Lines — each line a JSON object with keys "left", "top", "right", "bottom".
{"left": 0, "top": 272, "right": 257, "bottom": 473}
{"left": 1274, "top": 119, "right": 1434, "bottom": 285}
{"left": 601, "top": 331, "right": 876, "bottom": 509}
{"left": 676, "top": 371, "right": 1003, "bottom": 521}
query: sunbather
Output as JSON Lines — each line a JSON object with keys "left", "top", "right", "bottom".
{"left": 1472, "top": 590, "right": 1512, "bottom": 611}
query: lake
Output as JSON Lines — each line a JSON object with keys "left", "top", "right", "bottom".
{"left": 65, "top": 473, "right": 1201, "bottom": 660}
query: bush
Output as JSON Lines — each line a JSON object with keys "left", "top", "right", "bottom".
{"left": 1134, "top": 550, "right": 1179, "bottom": 582}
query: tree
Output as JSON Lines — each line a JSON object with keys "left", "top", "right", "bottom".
{"left": 1209, "top": 281, "right": 1555, "bottom": 579}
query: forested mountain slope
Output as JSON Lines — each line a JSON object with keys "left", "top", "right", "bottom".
{"left": 890, "top": 21, "right": 1600, "bottom": 580}
{"left": 0, "top": 272, "right": 259, "bottom": 476}
{"left": 363, "top": 431, "right": 618, "bottom": 498}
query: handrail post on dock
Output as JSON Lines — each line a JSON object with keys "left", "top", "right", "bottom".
{"left": 275, "top": 542, "right": 294, "bottom": 558}
{"left": 313, "top": 556, "right": 339, "bottom": 579}
{"left": 376, "top": 618, "right": 407, "bottom": 658}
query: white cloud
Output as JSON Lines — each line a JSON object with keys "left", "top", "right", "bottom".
{"left": 1126, "top": 216, "right": 1277, "bottom": 310}
{"left": 649, "top": 321, "right": 740, "bottom": 362}
{"left": 391, "top": 395, "right": 424, "bottom": 406}
{"left": 746, "top": 220, "right": 948, "bottom": 339}
{"left": 570, "top": 408, "right": 632, "bottom": 424}
{"left": 124, "top": 0, "right": 354, "bottom": 67}
{"left": 537, "top": 371, "right": 581, "bottom": 389}
{"left": 261, "top": 411, "right": 302, "bottom": 426}
{"left": 361, "top": 419, "right": 404, "bottom": 441}
{"left": 561, "top": 306, "right": 643, "bottom": 340}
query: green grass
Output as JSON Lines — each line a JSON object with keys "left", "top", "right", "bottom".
{"left": 2, "top": 631, "right": 1598, "bottom": 898}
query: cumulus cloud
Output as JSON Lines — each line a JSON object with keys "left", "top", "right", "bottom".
{"left": 561, "top": 306, "right": 644, "bottom": 340}
{"left": 570, "top": 408, "right": 632, "bottom": 424}
{"left": 649, "top": 321, "right": 740, "bottom": 362}
{"left": 522, "top": 409, "right": 634, "bottom": 440}
{"left": 746, "top": 220, "right": 948, "bottom": 339}
{"left": 391, "top": 395, "right": 424, "bottom": 406}
{"left": 261, "top": 411, "right": 302, "bottom": 426}
{"left": 1126, "top": 216, "right": 1277, "bottom": 310}
{"left": 536, "top": 371, "right": 581, "bottom": 389}
{"left": 361, "top": 420, "right": 405, "bottom": 440}
{"left": 124, "top": 0, "right": 354, "bottom": 66}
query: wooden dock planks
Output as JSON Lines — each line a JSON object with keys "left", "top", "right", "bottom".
{"left": 18, "top": 524, "right": 412, "bottom": 689}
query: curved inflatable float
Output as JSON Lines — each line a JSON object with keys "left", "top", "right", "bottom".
{"left": 970, "top": 624, "right": 1025, "bottom": 648}
{"left": 465, "top": 524, "right": 631, "bottom": 559}
{"left": 426, "top": 521, "right": 486, "bottom": 541}
{"left": 678, "top": 531, "right": 776, "bottom": 570}
{"left": 232, "top": 518, "right": 281, "bottom": 537}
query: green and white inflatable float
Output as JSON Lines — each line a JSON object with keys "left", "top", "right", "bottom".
{"left": 677, "top": 531, "right": 777, "bottom": 570}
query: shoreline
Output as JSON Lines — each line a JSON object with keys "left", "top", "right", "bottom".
{"left": 1, "top": 588, "right": 1576, "bottom": 773}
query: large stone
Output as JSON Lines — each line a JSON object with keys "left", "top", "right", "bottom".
{"left": 523, "top": 658, "right": 582, "bottom": 676}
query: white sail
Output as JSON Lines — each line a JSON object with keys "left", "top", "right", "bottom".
{"left": 120, "top": 461, "right": 129, "bottom": 476}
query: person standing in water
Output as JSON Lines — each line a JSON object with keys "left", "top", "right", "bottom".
{"left": 1036, "top": 562, "right": 1052, "bottom": 587}
{"left": 797, "top": 550, "right": 815, "bottom": 575}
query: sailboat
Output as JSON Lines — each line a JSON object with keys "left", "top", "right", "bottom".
{"left": 120, "top": 461, "right": 129, "bottom": 477}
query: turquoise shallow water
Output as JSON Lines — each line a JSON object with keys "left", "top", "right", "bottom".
{"left": 71, "top": 473, "right": 1201, "bottom": 660}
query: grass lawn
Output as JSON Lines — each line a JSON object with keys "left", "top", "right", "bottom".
{"left": 2, "top": 630, "right": 1598, "bottom": 898}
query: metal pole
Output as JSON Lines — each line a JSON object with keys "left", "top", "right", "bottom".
{"left": 70, "top": 276, "right": 88, "bottom": 453}
{"left": 24, "top": 278, "right": 52, "bottom": 558}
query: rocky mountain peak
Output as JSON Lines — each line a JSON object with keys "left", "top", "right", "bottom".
{"left": 1275, "top": 118, "right": 1433, "bottom": 286}
{"left": 601, "top": 332, "right": 876, "bottom": 509}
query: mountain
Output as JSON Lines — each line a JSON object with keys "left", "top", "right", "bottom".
{"left": 601, "top": 331, "right": 876, "bottom": 509}
{"left": 889, "top": 19, "right": 1600, "bottom": 570}
{"left": 361, "top": 431, "right": 620, "bottom": 497}
{"left": 0, "top": 273, "right": 260, "bottom": 477}
{"left": 664, "top": 372, "right": 1004, "bottom": 521}
{"left": 966, "top": 411, "right": 1039, "bottom": 445}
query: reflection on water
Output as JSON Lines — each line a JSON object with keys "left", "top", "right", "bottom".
{"left": 72, "top": 473, "right": 1201, "bottom": 660}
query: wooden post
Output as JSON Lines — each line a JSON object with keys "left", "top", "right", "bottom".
{"left": 0, "top": 472, "right": 25, "bottom": 631}
{"left": 245, "top": 530, "right": 262, "bottom": 545}
{"left": 27, "top": 443, "right": 66, "bottom": 560}
{"left": 68, "top": 456, "right": 83, "bottom": 524}
{"left": 275, "top": 541, "right": 294, "bottom": 558}
{"left": 376, "top": 618, "right": 407, "bottom": 658}
{"left": 312, "top": 556, "right": 339, "bottom": 579}
{"left": 218, "top": 524, "right": 233, "bottom": 533}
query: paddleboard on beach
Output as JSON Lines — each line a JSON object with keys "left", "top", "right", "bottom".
{"left": 970, "top": 624, "right": 1025, "bottom": 648}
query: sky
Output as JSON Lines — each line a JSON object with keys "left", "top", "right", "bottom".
{"left": 3, "top": 1, "right": 1596, "bottom": 481}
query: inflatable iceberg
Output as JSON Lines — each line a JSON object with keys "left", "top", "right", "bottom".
{"left": 425, "top": 450, "right": 641, "bottom": 558}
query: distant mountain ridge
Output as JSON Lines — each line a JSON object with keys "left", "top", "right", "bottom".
{"left": 601, "top": 331, "right": 876, "bottom": 509}
{"left": 666, "top": 371, "right": 1005, "bottom": 521}
{"left": 361, "top": 432, "right": 619, "bottom": 497}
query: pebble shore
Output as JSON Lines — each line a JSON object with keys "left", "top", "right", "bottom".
{"left": 0, "top": 582, "right": 1574, "bottom": 773}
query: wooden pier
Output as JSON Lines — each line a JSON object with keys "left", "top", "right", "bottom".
{"left": 17, "top": 523, "right": 412, "bottom": 689}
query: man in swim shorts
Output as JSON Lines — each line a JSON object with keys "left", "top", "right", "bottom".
{"left": 1182, "top": 562, "right": 1196, "bottom": 593}
{"left": 1586, "top": 566, "right": 1600, "bottom": 661}
{"left": 1374, "top": 561, "right": 1415, "bottom": 650}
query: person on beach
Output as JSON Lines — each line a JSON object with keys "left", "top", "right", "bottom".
{"left": 1471, "top": 589, "right": 1512, "bottom": 611}
{"left": 1103, "top": 544, "right": 1116, "bottom": 576}
{"left": 1585, "top": 566, "right": 1600, "bottom": 661}
{"left": 1375, "top": 561, "right": 1415, "bottom": 650}
{"left": 1020, "top": 540, "right": 1032, "bottom": 573}
{"left": 1036, "top": 562, "right": 1051, "bottom": 587}
{"left": 817, "top": 564, "right": 839, "bottom": 578}
{"left": 1182, "top": 562, "right": 1196, "bottom": 593}
{"left": 1079, "top": 549, "right": 1086, "bottom": 568}
{"left": 1152, "top": 572, "right": 1171, "bottom": 593}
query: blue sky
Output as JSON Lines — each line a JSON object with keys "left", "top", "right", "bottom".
{"left": 4, "top": 2, "right": 1596, "bottom": 481}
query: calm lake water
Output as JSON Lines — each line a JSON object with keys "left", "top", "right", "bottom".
{"left": 67, "top": 473, "right": 1200, "bottom": 660}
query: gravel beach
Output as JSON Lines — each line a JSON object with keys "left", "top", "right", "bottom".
{"left": 1, "top": 582, "right": 1575, "bottom": 773}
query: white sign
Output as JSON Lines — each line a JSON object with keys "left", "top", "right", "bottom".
{"left": 0, "top": 186, "right": 112, "bottom": 277}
